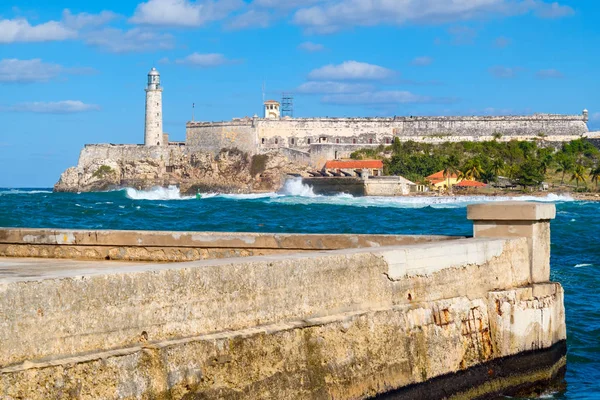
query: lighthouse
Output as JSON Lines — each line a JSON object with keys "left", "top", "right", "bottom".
{"left": 144, "top": 67, "right": 163, "bottom": 146}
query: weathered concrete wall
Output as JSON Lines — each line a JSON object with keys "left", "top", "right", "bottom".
{"left": 0, "top": 229, "right": 457, "bottom": 262}
{"left": 0, "top": 203, "right": 566, "bottom": 399}
{"left": 186, "top": 120, "right": 257, "bottom": 154}
{"left": 303, "top": 177, "right": 367, "bottom": 196}
{"left": 364, "top": 177, "right": 414, "bottom": 196}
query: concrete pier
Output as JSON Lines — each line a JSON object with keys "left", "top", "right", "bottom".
{"left": 0, "top": 202, "right": 566, "bottom": 399}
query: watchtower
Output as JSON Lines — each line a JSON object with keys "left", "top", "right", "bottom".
{"left": 264, "top": 100, "right": 280, "bottom": 120}
{"left": 144, "top": 67, "right": 163, "bottom": 146}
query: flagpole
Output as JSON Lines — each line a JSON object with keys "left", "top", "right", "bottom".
{"left": 192, "top": 103, "right": 195, "bottom": 122}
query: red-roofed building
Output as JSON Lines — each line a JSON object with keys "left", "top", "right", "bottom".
{"left": 325, "top": 160, "right": 384, "bottom": 177}
{"left": 426, "top": 170, "right": 459, "bottom": 181}
{"left": 454, "top": 180, "right": 487, "bottom": 188}
{"left": 426, "top": 170, "right": 460, "bottom": 189}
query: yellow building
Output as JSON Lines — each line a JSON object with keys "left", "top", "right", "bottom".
{"left": 426, "top": 170, "right": 460, "bottom": 190}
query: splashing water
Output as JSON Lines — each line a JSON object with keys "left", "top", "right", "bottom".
{"left": 278, "top": 178, "right": 317, "bottom": 197}
{"left": 124, "top": 186, "right": 193, "bottom": 200}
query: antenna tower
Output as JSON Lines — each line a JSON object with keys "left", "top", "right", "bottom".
{"left": 281, "top": 93, "right": 294, "bottom": 118}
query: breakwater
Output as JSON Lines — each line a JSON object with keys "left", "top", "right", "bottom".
{"left": 0, "top": 202, "right": 566, "bottom": 399}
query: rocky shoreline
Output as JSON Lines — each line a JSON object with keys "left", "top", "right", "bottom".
{"left": 54, "top": 149, "right": 309, "bottom": 194}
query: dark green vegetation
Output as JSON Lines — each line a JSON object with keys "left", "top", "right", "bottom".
{"left": 92, "top": 165, "right": 114, "bottom": 179}
{"left": 250, "top": 154, "right": 269, "bottom": 176}
{"left": 350, "top": 138, "right": 600, "bottom": 190}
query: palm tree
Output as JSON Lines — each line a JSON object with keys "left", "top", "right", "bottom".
{"left": 591, "top": 165, "right": 600, "bottom": 189}
{"left": 570, "top": 164, "right": 587, "bottom": 189}
{"left": 491, "top": 158, "right": 504, "bottom": 177}
{"left": 556, "top": 156, "right": 575, "bottom": 185}
{"left": 442, "top": 155, "right": 460, "bottom": 191}
{"left": 538, "top": 153, "right": 553, "bottom": 175}
{"left": 465, "top": 159, "right": 484, "bottom": 181}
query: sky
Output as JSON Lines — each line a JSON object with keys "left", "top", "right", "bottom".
{"left": 0, "top": 0, "right": 598, "bottom": 187}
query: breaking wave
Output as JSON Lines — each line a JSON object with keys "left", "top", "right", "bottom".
{"left": 124, "top": 186, "right": 193, "bottom": 200}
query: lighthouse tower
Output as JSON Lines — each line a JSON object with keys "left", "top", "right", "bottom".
{"left": 144, "top": 67, "right": 163, "bottom": 146}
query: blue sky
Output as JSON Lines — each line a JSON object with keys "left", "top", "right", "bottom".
{"left": 0, "top": 0, "right": 597, "bottom": 187}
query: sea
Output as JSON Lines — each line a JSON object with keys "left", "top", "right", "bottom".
{"left": 0, "top": 178, "right": 598, "bottom": 399}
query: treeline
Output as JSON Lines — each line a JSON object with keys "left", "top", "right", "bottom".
{"left": 350, "top": 138, "right": 600, "bottom": 190}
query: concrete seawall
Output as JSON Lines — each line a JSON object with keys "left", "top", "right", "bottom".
{"left": 0, "top": 203, "right": 566, "bottom": 399}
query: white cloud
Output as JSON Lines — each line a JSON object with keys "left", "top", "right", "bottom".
{"left": 175, "top": 52, "right": 231, "bottom": 67}
{"left": 489, "top": 66, "right": 521, "bottom": 78}
{"left": 252, "top": 0, "right": 324, "bottom": 9}
{"left": 321, "top": 90, "right": 453, "bottom": 105}
{"left": 225, "top": 9, "right": 271, "bottom": 30}
{"left": 130, "top": 0, "right": 244, "bottom": 27}
{"left": 411, "top": 56, "right": 433, "bottom": 66}
{"left": 308, "top": 61, "right": 394, "bottom": 81}
{"left": 293, "top": 0, "right": 574, "bottom": 33}
{"left": 0, "top": 10, "right": 117, "bottom": 44}
{"left": 8, "top": 100, "right": 100, "bottom": 113}
{"left": 0, "top": 59, "right": 95, "bottom": 83}
{"left": 0, "top": 59, "right": 63, "bottom": 83}
{"left": 0, "top": 18, "right": 76, "bottom": 43}
{"left": 61, "top": 9, "right": 118, "bottom": 29}
{"left": 298, "top": 41, "right": 325, "bottom": 52}
{"left": 536, "top": 69, "right": 564, "bottom": 79}
{"left": 534, "top": 1, "right": 574, "bottom": 18}
{"left": 297, "top": 81, "right": 373, "bottom": 94}
{"left": 85, "top": 28, "right": 175, "bottom": 53}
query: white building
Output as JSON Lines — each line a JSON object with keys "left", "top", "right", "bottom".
{"left": 264, "top": 100, "right": 280, "bottom": 120}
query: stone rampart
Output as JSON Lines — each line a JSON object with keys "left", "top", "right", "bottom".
{"left": 185, "top": 114, "right": 588, "bottom": 167}
{"left": 186, "top": 120, "right": 256, "bottom": 154}
{"left": 79, "top": 144, "right": 185, "bottom": 166}
{"left": 0, "top": 203, "right": 566, "bottom": 399}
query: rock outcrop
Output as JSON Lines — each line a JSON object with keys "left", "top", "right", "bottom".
{"left": 54, "top": 147, "right": 309, "bottom": 194}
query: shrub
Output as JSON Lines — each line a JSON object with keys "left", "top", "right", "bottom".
{"left": 250, "top": 154, "right": 269, "bottom": 176}
{"left": 92, "top": 165, "right": 114, "bottom": 178}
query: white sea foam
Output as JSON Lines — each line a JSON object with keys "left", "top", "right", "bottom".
{"left": 270, "top": 189, "right": 575, "bottom": 209}
{"left": 124, "top": 186, "right": 193, "bottom": 200}
{"left": 574, "top": 263, "right": 592, "bottom": 268}
{"left": 153, "top": 178, "right": 576, "bottom": 207}
{"left": 0, "top": 189, "right": 52, "bottom": 195}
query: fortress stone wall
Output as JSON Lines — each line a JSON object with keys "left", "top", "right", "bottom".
{"left": 186, "top": 113, "right": 590, "bottom": 162}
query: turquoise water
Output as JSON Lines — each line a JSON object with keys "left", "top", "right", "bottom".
{"left": 0, "top": 181, "right": 598, "bottom": 399}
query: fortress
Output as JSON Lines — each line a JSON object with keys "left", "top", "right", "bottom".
{"left": 58, "top": 67, "right": 598, "bottom": 193}
{"left": 101, "top": 68, "right": 593, "bottom": 167}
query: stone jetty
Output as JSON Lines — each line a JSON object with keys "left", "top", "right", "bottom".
{"left": 0, "top": 202, "right": 566, "bottom": 399}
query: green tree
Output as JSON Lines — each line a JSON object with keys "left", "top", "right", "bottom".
{"left": 442, "top": 155, "right": 460, "bottom": 190}
{"left": 591, "top": 165, "right": 600, "bottom": 189}
{"left": 555, "top": 155, "right": 575, "bottom": 185}
{"left": 571, "top": 164, "right": 587, "bottom": 189}
{"left": 514, "top": 160, "right": 545, "bottom": 190}
{"left": 460, "top": 159, "right": 484, "bottom": 181}
{"left": 491, "top": 158, "right": 505, "bottom": 177}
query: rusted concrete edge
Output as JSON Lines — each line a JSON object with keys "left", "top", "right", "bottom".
{"left": 373, "top": 341, "right": 567, "bottom": 400}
